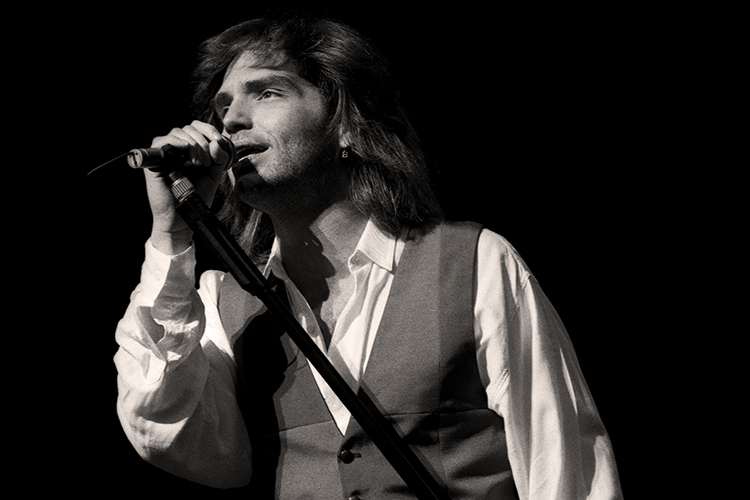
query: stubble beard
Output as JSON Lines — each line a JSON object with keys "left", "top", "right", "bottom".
{"left": 235, "top": 134, "right": 346, "bottom": 223}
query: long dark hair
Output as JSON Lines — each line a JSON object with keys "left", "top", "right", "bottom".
{"left": 192, "top": 14, "right": 443, "bottom": 262}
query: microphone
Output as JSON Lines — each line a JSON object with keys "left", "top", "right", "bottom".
{"left": 126, "top": 141, "right": 236, "bottom": 170}
{"left": 126, "top": 145, "right": 188, "bottom": 169}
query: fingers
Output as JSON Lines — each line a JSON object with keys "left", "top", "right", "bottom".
{"left": 151, "top": 120, "right": 229, "bottom": 167}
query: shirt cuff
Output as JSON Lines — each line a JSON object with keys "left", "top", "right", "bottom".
{"left": 137, "top": 239, "right": 197, "bottom": 307}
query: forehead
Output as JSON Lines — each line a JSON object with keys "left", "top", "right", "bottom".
{"left": 214, "top": 49, "right": 327, "bottom": 116}
{"left": 223, "top": 50, "right": 302, "bottom": 83}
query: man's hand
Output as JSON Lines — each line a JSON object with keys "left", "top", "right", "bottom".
{"left": 145, "top": 120, "right": 232, "bottom": 255}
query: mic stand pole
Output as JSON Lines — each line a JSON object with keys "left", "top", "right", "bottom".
{"left": 163, "top": 171, "right": 449, "bottom": 500}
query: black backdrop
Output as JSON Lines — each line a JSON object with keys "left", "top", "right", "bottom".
{"left": 24, "top": 3, "right": 708, "bottom": 497}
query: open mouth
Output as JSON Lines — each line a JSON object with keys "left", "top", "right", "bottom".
{"left": 235, "top": 145, "right": 269, "bottom": 163}
{"left": 230, "top": 145, "right": 269, "bottom": 180}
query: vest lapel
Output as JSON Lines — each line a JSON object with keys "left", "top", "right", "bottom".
{"left": 358, "top": 227, "right": 443, "bottom": 414}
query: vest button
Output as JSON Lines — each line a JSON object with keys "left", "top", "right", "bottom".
{"left": 338, "top": 448, "right": 361, "bottom": 464}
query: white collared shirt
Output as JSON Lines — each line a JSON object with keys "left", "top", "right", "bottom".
{"left": 114, "top": 221, "right": 622, "bottom": 498}
{"left": 263, "top": 221, "right": 406, "bottom": 434}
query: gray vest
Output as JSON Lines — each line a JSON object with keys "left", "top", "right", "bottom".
{"left": 235, "top": 222, "right": 517, "bottom": 498}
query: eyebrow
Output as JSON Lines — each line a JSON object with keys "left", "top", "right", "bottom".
{"left": 213, "top": 73, "right": 303, "bottom": 110}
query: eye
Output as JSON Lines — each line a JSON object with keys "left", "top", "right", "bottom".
{"left": 259, "top": 90, "right": 280, "bottom": 100}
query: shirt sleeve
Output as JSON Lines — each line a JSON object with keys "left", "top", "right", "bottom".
{"left": 474, "top": 230, "right": 622, "bottom": 500}
{"left": 113, "top": 240, "right": 252, "bottom": 488}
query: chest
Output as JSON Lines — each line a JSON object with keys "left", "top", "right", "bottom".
{"left": 235, "top": 222, "right": 489, "bottom": 432}
{"left": 304, "top": 274, "right": 356, "bottom": 349}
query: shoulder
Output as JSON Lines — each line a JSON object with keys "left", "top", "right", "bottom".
{"left": 409, "top": 220, "right": 483, "bottom": 249}
{"left": 475, "top": 227, "right": 534, "bottom": 305}
{"left": 477, "top": 229, "right": 531, "bottom": 274}
{"left": 413, "top": 221, "right": 532, "bottom": 280}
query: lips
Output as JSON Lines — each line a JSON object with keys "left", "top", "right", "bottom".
{"left": 230, "top": 144, "right": 268, "bottom": 179}
{"left": 234, "top": 144, "right": 269, "bottom": 162}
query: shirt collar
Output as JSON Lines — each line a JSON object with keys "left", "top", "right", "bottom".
{"left": 263, "top": 218, "right": 401, "bottom": 279}
{"left": 350, "top": 219, "right": 399, "bottom": 273}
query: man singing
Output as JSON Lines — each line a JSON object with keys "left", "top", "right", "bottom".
{"left": 114, "top": 13, "right": 622, "bottom": 499}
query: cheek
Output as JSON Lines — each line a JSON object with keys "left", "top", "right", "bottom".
{"left": 286, "top": 115, "right": 336, "bottom": 155}
{"left": 272, "top": 100, "right": 330, "bottom": 141}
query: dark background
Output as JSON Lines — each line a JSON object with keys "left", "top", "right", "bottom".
{"left": 20, "top": 3, "right": 737, "bottom": 498}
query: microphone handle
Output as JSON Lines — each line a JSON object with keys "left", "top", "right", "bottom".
{"left": 127, "top": 141, "right": 236, "bottom": 171}
{"left": 127, "top": 145, "right": 188, "bottom": 169}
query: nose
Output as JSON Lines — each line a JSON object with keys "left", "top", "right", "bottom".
{"left": 221, "top": 97, "right": 252, "bottom": 135}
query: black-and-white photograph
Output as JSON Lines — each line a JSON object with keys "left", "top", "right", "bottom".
{"left": 22, "top": 3, "right": 737, "bottom": 498}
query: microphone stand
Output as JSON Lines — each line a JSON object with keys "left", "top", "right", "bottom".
{"left": 163, "top": 170, "right": 449, "bottom": 500}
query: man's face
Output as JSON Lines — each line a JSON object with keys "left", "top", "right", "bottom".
{"left": 216, "top": 51, "right": 344, "bottom": 212}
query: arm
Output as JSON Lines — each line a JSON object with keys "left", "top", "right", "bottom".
{"left": 114, "top": 122, "right": 251, "bottom": 488}
{"left": 114, "top": 241, "right": 252, "bottom": 488}
{"left": 474, "top": 230, "right": 623, "bottom": 499}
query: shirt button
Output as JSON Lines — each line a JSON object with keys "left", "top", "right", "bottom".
{"left": 338, "top": 448, "right": 361, "bottom": 464}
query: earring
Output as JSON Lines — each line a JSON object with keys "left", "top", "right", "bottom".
{"left": 341, "top": 148, "right": 350, "bottom": 159}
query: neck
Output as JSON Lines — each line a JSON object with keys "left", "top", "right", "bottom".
{"left": 270, "top": 198, "right": 368, "bottom": 348}
{"left": 272, "top": 197, "right": 369, "bottom": 291}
